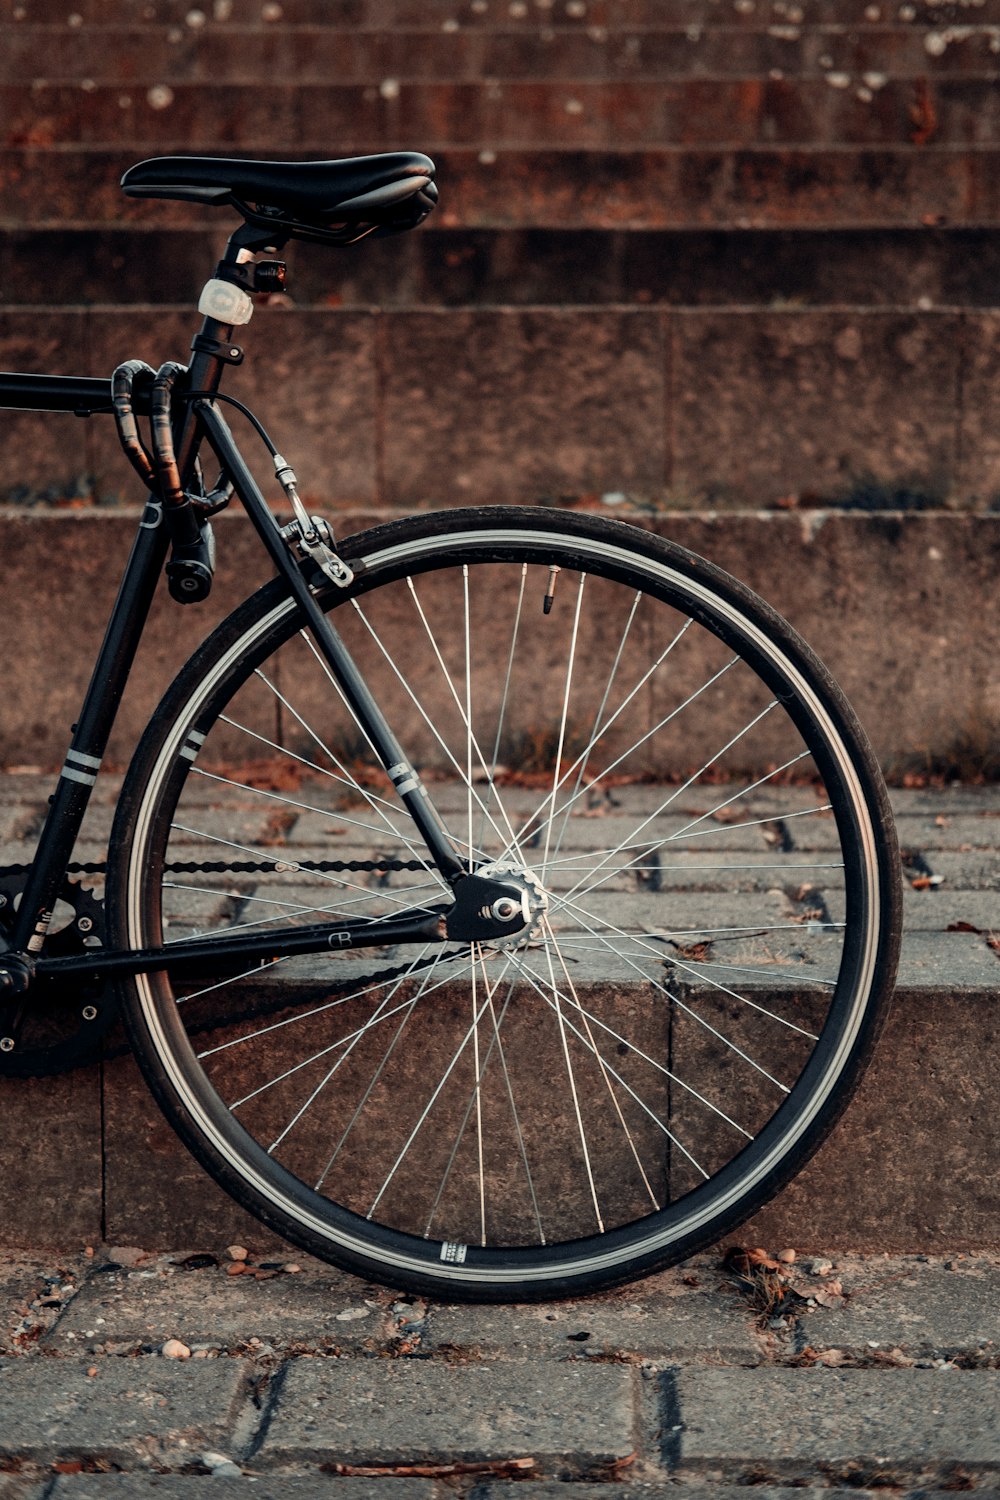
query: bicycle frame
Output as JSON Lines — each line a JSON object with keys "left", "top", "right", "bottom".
{"left": 0, "top": 312, "right": 518, "bottom": 1010}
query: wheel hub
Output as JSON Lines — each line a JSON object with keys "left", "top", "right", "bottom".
{"left": 443, "top": 861, "right": 549, "bottom": 946}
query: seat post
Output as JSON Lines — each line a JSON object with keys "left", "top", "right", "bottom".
{"left": 168, "top": 225, "right": 284, "bottom": 546}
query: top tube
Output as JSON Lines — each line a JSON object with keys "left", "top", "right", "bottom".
{"left": 0, "top": 372, "right": 128, "bottom": 415}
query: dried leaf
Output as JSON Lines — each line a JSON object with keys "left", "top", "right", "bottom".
{"left": 322, "top": 1458, "right": 536, "bottom": 1479}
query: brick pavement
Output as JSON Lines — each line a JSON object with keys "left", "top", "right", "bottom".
{"left": 1, "top": 1249, "right": 1000, "bottom": 1494}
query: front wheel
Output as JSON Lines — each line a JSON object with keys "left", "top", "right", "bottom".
{"left": 107, "top": 508, "right": 900, "bottom": 1300}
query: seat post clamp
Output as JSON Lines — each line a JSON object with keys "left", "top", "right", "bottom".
{"left": 190, "top": 333, "right": 244, "bottom": 364}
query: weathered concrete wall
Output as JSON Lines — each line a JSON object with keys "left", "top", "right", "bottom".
{"left": 2, "top": 507, "right": 997, "bottom": 771}
{"left": 3, "top": 304, "right": 1000, "bottom": 510}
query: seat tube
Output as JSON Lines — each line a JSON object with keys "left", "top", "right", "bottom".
{"left": 10, "top": 515, "right": 168, "bottom": 955}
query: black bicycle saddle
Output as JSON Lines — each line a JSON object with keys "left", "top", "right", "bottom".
{"left": 121, "top": 152, "right": 437, "bottom": 245}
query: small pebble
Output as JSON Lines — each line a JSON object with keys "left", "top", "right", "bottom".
{"left": 777, "top": 1248, "right": 796, "bottom": 1264}
{"left": 284, "top": 1263, "right": 301, "bottom": 1274}
{"left": 161, "top": 1338, "right": 191, "bottom": 1360}
{"left": 202, "top": 1451, "right": 241, "bottom": 1477}
{"left": 226, "top": 1245, "right": 248, "bottom": 1262}
{"left": 226, "top": 1262, "right": 246, "bottom": 1276}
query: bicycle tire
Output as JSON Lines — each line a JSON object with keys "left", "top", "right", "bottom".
{"left": 107, "top": 507, "right": 900, "bottom": 1301}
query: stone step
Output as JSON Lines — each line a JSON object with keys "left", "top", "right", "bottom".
{"left": 5, "top": 19, "right": 1000, "bottom": 84}
{"left": 4, "top": 145, "right": 998, "bottom": 231}
{"left": 7, "top": 77, "right": 1000, "bottom": 152}
{"left": 7, "top": 0, "right": 1000, "bottom": 22}
{"left": 4, "top": 224, "right": 1000, "bottom": 311}
{"left": 2, "top": 305, "right": 998, "bottom": 519}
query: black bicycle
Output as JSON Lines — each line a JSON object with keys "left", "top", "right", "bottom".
{"left": 0, "top": 151, "right": 900, "bottom": 1301}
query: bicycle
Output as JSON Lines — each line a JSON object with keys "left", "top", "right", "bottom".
{"left": 0, "top": 150, "right": 901, "bottom": 1302}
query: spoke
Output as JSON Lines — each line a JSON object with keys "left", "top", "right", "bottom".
{"left": 267, "top": 951, "right": 431, "bottom": 1155}
{"left": 508, "top": 944, "right": 752, "bottom": 1142}
{"left": 478, "top": 563, "right": 528, "bottom": 857}
{"left": 314, "top": 971, "right": 426, "bottom": 1192}
{"left": 667, "top": 803, "right": 835, "bottom": 842}
{"left": 539, "top": 572, "right": 586, "bottom": 878}
{"left": 401, "top": 573, "right": 526, "bottom": 862}
{"left": 222, "top": 688, "right": 437, "bottom": 869}
{"left": 163, "top": 880, "right": 443, "bottom": 947}
{"left": 664, "top": 752, "right": 813, "bottom": 842}
{"left": 659, "top": 956, "right": 836, "bottom": 990}
{"left": 168, "top": 825, "right": 442, "bottom": 923}
{"left": 423, "top": 951, "right": 547, "bottom": 1244}
{"left": 178, "top": 955, "right": 289, "bottom": 1006}
{"left": 351, "top": 592, "right": 520, "bottom": 862}
{"left": 509, "top": 654, "right": 742, "bottom": 872}
{"left": 187, "top": 765, "right": 437, "bottom": 874}
{"left": 365, "top": 974, "right": 502, "bottom": 1221}
{"left": 520, "top": 843, "right": 845, "bottom": 878}
{"left": 553, "top": 889, "right": 816, "bottom": 1054}
{"left": 197, "top": 947, "right": 471, "bottom": 1060}
{"left": 503, "top": 946, "right": 720, "bottom": 1176}
{"left": 544, "top": 589, "right": 660, "bottom": 869}
{"left": 519, "top": 611, "right": 694, "bottom": 856}
{"left": 544, "top": 921, "right": 661, "bottom": 1214}
{"left": 225, "top": 948, "right": 455, "bottom": 1108}
{"left": 556, "top": 697, "right": 783, "bottom": 910}
{"left": 229, "top": 684, "right": 415, "bottom": 832}
{"left": 543, "top": 930, "right": 839, "bottom": 992}
{"left": 464, "top": 567, "right": 475, "bottom": 872}
{"left": 539, "top": 912, "right": 604, "bottom": 1233}
{"left": 471, "top": 948, "right": 487, "bottom": 1242}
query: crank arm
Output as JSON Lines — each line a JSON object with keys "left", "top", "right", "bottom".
{"left": 33, "top": 907, "right": 447, "bottom": 982}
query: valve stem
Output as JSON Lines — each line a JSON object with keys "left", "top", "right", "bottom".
{"left": 543, "top": 564, "right": 560, "bottom": 615}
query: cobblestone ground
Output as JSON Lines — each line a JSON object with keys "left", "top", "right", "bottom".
{"left": 1, "top": 775, "right": 999, "bottom": 1494}
{"left": 0, "top": 1248, "right": 999, "bottom": 1496}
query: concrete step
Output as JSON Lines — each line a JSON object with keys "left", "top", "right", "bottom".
{"left": 2, "top": 305, "right": 998, "bottom": 515}
{"left": 6, "top": 0, "right": 1000, "bottom": 21}
{"left": 7, "top": 78, "right": 1000, "bottom": 153}
{"left": 1, "top": 742, "right": 998, "bottom": 1255}
{"left": 5, "top": 77, "right": 999, "bottom": 148}
{"left": 5, "top": 225, "right": 1000, "bottom": 311}
{"left": 0, "top": 508, "right": 997, "bottom": 770}
{"left": 4, "top": 18, "right": 1000, "bottom": 85}
{"left": 4, "top": 144, "right": 998, "bottom": 231}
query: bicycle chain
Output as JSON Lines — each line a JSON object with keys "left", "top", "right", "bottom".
{"left": 0, "top": 855, "right": 458, "bottom": 1077}
{"left": 0, "top": 857, "right": 426, "bottom": 879}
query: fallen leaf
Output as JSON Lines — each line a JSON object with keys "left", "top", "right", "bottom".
{"left": 322, "top": 1458, "right": 536, "bottom": 1479}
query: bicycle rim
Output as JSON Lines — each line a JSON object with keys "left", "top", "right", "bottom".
{"left": 109, "top": 509, "right": 899, "bottom": 1298}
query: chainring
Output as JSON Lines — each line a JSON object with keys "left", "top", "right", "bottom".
{"left": 0, "top": 873, "right": 119, "bottom": 1077}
